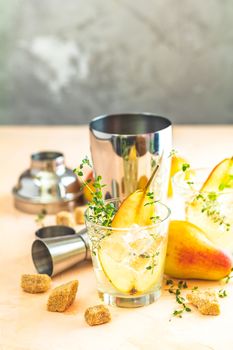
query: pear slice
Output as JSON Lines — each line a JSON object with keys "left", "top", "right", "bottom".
{"left": 112, "top": 165, "right": 159, "bottom": 228}
{"left": 201, "top": 157, "right": 233, "bottom": 192}
{"left": 98, "top": 231, "right": 166, "bottom": 294}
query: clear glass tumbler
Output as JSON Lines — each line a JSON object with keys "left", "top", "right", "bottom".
{"left": 85, "top": 199, "right": 171, "bottom": 308}
{"left": 172, "top": 169, "right": 233, "bottom": 254}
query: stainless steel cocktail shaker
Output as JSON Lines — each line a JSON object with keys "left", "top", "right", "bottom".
{"left": 90, "top": 113, "right": 172, "bottom": 201}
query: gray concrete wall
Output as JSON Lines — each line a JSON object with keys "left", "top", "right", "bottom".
{"left": 0, "top": 0, "right": 233, "bottom": 125}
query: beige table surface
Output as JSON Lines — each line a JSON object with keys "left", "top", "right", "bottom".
{"left": 0, "top": 125, "right": 233, "bottom": 350}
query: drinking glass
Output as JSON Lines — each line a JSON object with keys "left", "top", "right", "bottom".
{"left": 172, "top": 169, "right": 233, "bottom": 254}
{"left": 85, "top": 199, "right": 171, "bottom": 308}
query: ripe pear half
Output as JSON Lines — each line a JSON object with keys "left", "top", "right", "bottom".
{"left": 112, "top": 165, "right": 159, "bottom": 228}
{"left": 201, "top": 157, "right": 233, "bottom": 192}
{"left": 165, "top": 220, "right": 232, "bottom": 280}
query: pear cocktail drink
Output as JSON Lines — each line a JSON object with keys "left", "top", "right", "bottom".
{"left": 172, "top": 157, "right": 233, "bottom": 254}
{"left": 77, "top": 163, "right": 171, "bottom": 308}
{"left": 86, "top": 200, "right": 170, "bottom": 307}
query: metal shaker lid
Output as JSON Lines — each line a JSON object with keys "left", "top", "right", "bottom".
{"left": 13, "top": 151, "right": 82, "bottom": 214}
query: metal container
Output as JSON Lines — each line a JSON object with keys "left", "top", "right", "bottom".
{"left": 32, "top": 226, "right": 90, "bottom": 276}
{"left": 13, "top": 151, "right": 82, "bottom": 214}
{"left": 35, "top": 225, "right": 76, "bottom": 239}
{"left": 90, "top": 113, "right": 172, "bottom": 201}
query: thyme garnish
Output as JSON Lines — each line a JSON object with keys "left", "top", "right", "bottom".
{"left": 224, "top": 268, "right": 233, "bottom": 284}
{"left": 146, "top": 191, "right": 154, "bottom": 201}
{"left": 144, "top": 192, "right": 160, "bottom": 223}
{"left": 166, "top": 279, "right": 191, "bottom": 318}
{"left": 218, "top": 289, "right": 227, "bottom": 298}
{"left": 168, "top": 149, "right": 177, "bottom": 158}
{"left": 219, "top": 175, "right": 233, "bottom": 191}
{"left": 182, "top": 163, "right": 190, "bottom": 172}
{"left": 74, "top": 157, "right": 117, "bottom": 255}
{"left": 35, "top": 209, "right": 47, "bottom": 227}
{"left": 194, "top": 192, "right": 230, "bottom": 231}
{"left": 149, "top": 215, "right": 160, "bottom": 223}
{"left": 150, "top": 157, "right": 157, "bottom": 168}
{"left": 187, "top": 181, "right": 194, "bottom": 185}
{"left": 73, "top": 157, "right": 116, "bottom": 227}
{"left": 145, "top": 251, "right": 160, "bottom": 273}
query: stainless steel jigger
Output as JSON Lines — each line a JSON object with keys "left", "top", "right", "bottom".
{"left": 90, "top": 113, "right": 172, "bottom": 201}
{"left": 32, "top": 226, "right": 91, "bottom": 276}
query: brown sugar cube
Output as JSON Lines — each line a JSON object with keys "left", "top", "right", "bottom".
{"left": 47, "top": 280, "right": 78, "bottom": 312}
{"left": 186, "top": 289, "right": 220, "bottom": 316}
{"left": 21, "top": 274, "right": 51, "bottom": 293}
{"left": 74, "top": 206, "right": 87, "bottom": 225}
{"left": 84, "top": 305, "right": 111, "bottom": 326}
{"left": 56, "top": 211, "right": 74, "bottom": 227}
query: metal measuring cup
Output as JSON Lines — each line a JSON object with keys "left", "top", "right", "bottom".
{"left": 31, "top": 225, "right": 91, "bottom": 276}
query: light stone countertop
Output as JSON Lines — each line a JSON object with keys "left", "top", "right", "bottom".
{"left": 0, "top": 125, "right": 233, "bottom": 350}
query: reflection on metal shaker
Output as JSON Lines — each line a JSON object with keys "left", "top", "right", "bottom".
{"left": 89, "top": 113, "right": 172, "bottom": 201}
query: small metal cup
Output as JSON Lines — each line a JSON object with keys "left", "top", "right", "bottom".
{"left": 89, "top": 113, "right": 172, "bottom": 201}
{"left": 35, "top": 225, "right": 76, "bottom": 239}
{"left": 32, "top": 226, "right": 90, "bottom": 276}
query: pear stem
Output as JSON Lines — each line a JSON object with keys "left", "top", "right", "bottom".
{"left": 143, "top": 164, "right": 159, "bottom": 192}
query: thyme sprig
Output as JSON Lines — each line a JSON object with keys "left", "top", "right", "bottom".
{"left": 35, "top": 209, "right": 47, "bottom": 227}
{"left": 144, "top": 192, "right": 160, "bottom": 224}
{"left": 146, "top": 191, "right": 154, "bottom": 201}
{"left": 219, "top": 175, "right": 233, "bottom": 191}
{"left": 218, "top": 289, "right": 227, "bottom": 298}
{"left": 73, "top": 157, "right": 116, "bottom": 227}
{"left": 166, "top": 279, "right": 192, "bottom": 318}
{"left": 182, "top": 163, "right": 190, "bottom": 172}
{"left": 194, "top": 192, "right": 230, "bottom": 231}
{"left": 168, "top": 149, "right": 178, "bottom": 158}
{"left": 187, "top": 181, "right": 194, "bottom": 185}
{"left": 224, "top": 268, "right": 233, "bottom": 284}
{"left": 145, "top": 251, "right": 160, "bottom": 273}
